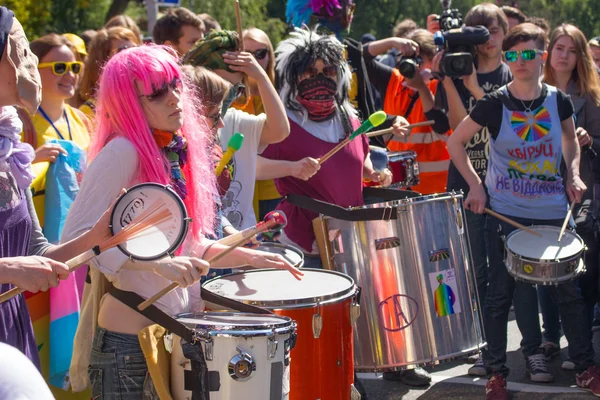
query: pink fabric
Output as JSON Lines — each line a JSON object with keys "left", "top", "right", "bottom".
{"left": 261, "top": 117, "right": 367, "bottom": 251}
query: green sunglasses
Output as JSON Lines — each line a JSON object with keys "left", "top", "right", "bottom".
{"left": 503, "top": 49, "right": 544, "bottom": 63}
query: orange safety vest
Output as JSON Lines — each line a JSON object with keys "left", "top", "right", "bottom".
{"left": 382, "top": 69, "right": 451, "bottom": 194}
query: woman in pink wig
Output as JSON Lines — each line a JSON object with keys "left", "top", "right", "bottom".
{"left": 61, "top": 45, "right": 302, "bottom": 398}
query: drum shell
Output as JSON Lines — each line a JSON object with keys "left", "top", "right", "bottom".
{"left": 203, "top": 269, "right": 358, "bottom": 400}
{"left": 170, "top": 312, "right": 295, "bottom": 400}
{"left": 388, "top": 151, "right": 419, "bottom": 189}
{"left": 504, "top": 226, "right": 585, "bottom": 286}
{"left": 323, "top": 193, "right": 485, "bottom": 371}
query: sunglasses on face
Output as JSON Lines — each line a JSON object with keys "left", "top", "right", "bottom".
{"left": 38, "top": 61, "right": 83, "bottom": 76}
{"left": 303, "top": 65, "right": 338, "bottom": 79}
{"left": 503, "top": 49, "right": 544, "bottom": 63}
{"left": 208, "top": 111, "right": 221, "bottom": 129}
{"left": 249, "top": 48, "right": 269, "bottom": 60}
{"left": 141, "top": 77, "right": 182, "bottom": 102}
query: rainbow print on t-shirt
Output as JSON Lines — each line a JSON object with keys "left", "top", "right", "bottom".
{"left": 510, "top": 105, "right": 551, "bottom": 142}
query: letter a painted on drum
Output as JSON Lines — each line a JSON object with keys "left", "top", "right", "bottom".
{"left": 378, "top": 294, "right": 419, "bottom": 332}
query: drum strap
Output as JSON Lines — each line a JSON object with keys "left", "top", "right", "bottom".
{"left": 287, "top": 189, "right": 421, "bottom": 221}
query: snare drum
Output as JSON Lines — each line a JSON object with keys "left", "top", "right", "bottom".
{"left": 170, "top": 312, "right": 296, "bottom": 400}
{"left": 504, "top": 225, "right": 585, "bottom": 285}
{"left": 389, "top": 151, "right": 419, "bottom": 188}
{"left": 203, "top": 269, "right": 360, "bottom": 400}
{"left": 256, "top": 242, "right": 304, "bottom": 268}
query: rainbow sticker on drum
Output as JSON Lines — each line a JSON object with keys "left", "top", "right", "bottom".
{"left": 428, "top": 248, "right": 450, "bottom": 262}
{"left": 428, "top": 269, "right": 461, "bottom": 317}
{"left": 375, "top": 237, "right": 401, "bottom": 250}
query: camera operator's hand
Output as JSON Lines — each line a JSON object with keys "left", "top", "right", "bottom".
{"left": 391, "top": 117, "right": 411, "bottom": 138}
{"left": 431, "top": 51, "right": 444, "bottom": 76}
{"left": 462, "top": 64, "right": 485, "bottom": 100}
{"left": 392, "top": 38, "right": 419, "bottom": 57}
{"left": 405, "top": 71, "right": 427, "bottom": 90}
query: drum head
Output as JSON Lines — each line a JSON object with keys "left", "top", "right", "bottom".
{"left": 203, "top": 269, "right": 355, "bottom": 307}
{"left": 257, "top": 243, "right": 304, "bottom": 268}
{"left": 110, "top": 183, "right": 189, "bottom": 261}
{"left": 176, "top": 312, "right": 293, "bottom": 331}
{"left": 506, "top": 225, "right": 583, "bottom": 261}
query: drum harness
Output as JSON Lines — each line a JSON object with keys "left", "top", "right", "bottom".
{"left": 111, "top": 287, "right": 278, "bottom": 400}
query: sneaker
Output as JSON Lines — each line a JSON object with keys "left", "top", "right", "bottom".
{"left": 576, "top": 366, "right": 600, "bottom": 396}
{"left": 562, "top": 359, "right": 575, "bottom": 370}
{"left": 525, "top": 353, "right": 554, "bottom": 382}
{"left": 468, "top": 355, "right": 487, "bottom": 376}
{"left": 539, "top": 341, "right": 560, "bottom": 360}
{"left": 382, "top": 367, "right": 431, "bottom": 387}
{"left": 486, "top": 373, "right": 509, "bottom": 400}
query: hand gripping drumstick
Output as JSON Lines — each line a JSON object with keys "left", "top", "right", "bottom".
{"left": 215, "top": 133, "right": 244, "bottom": 176}
{"left": 319, "top": 111, "right": 387, "bottom": 165}
{"left": 558, "top": 200, "right": 576, "bottom": 242}
{"left": 484, "top": 208, "right": 543, "bottom": 238}
{"left": 217, "top": 210, "right": 287, "bottom": 246}
{"left": 365, "top": 120, "right": 435, "bottom": 138}
{"left": 0, "top": 203, "right": 173, "bottom": 304}
{"left": 137, "top": 233, "right": 255, "bottom": 311}
{"left": 138, "top": 212, "right": 287, "bottom": 311}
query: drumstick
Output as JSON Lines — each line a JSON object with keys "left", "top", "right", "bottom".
{"left": 319, "top": 111, "right": 387, "bottom": 165}
{"left": 484, "top": 208, "right": 543, "bottom": 238}
{"left": 137, "top": 235, "right": 251, "bottom": 311}
{"left": 0, "top": 204, "right": 173, "bottom": 304}
{"left": 558, "top": 200, "right": 576, "bottom": 242}
{"left": 365, "top": 120, "right": 435, "bottom": 138}
{"left": 218, "top": 210, "right": 287, "bottom": 246}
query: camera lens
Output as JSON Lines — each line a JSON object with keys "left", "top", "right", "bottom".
{"left": 450, "top": 57, "right": 467, "bottom": 72}
{"left": 398, "top": 58, "right": 419, "bottom": 79}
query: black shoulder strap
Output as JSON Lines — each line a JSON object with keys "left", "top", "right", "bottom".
{"left": 403, "top": 92, "right": 420, "bottom": 119}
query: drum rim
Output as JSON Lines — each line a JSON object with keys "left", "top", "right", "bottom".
{"left": 109, "top": 182, "right": 189, "bottom": 261}
{"left": 508, "top": 258, "right": 585, "bottom": 284}
{"left": 175, "top": 311, "right": 296, "bottom": 337}
{"left": 353, "top": 191, "right": 464, "bottom": 211}
{"left": 202, "top": 268, "right": 358, "bottom": 308}
{"left": 256, "top": 242, "right": 304, "bottom": 268}
{"left": 505, "top": 225, "right": 584, "bottom": 263}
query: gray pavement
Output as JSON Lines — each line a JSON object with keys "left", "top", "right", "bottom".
{"left": 358, "top": 310, "right": 600, "bottom": 399}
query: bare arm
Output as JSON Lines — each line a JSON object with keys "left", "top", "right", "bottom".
{"left": 561, "top": 117, "right": 587, "bottom": 203}
{"left": 256, "top": 156, "right": 319, "bottom": 181}
{"left": 365, "top": 37, "right": 419, "bottom": 58}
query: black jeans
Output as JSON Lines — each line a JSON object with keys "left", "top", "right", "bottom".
{"left": 483, "top": 214, "right": 595, "bottom": 377}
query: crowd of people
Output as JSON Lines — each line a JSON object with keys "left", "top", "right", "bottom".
{"left": 0, "top": 1, "right": 599, "bottom": 400}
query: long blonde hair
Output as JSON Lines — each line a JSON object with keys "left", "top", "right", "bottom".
{"left": 243, "top": 27, "right": 275, "bottom": 84}
{"left": 544, "top": 24, "right": 600, "bottom": 106}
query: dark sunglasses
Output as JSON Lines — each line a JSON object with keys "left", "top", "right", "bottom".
{"left": 38, "top": 61, "right": 83, "bottom": 76}
{"left": 208, "top": 111, "right": 221, "bottom": 129}
{"left": 141, "top": 77, "right": 182, "bottom": 102}
{"left": 303, "top": 65, "right": 337, "bottom": 79}
{"left": 504, "top": 49, "right": 544, "bottom": 63}
{"left": 249, "top": 48, "right": 269, "bottom": 60}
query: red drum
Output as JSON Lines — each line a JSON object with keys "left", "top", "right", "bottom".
{"left": 203, "top": 269, "right": 361, "bottom": 400}
{"left": 388, "top": 150, "right": 419, "bottom": 188}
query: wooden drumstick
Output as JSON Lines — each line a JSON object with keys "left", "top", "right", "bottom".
{"left": 365, "top": 120, "right": 435, "bottom": 138}
{"left": 558, "top": 200, "right": 576, "bottom": 242}
{"left": 484, "top": 208, "right": 543, "bottom": 238}
{"left": 218, "top": 211, "right": 287, "bottom": 246}
{"left": 137, "top": 235, "right": 250, "bottom": 311}
{"left": 0, "top": 204, "right": 173, "bottom": 304}
{"left": 319, "top": 111, "right": 387, "bottom": 165}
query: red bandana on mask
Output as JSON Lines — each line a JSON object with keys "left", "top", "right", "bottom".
{"left": 296, "top": 75, "right": 337, "bottom": 122}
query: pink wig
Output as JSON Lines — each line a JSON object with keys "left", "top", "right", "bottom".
{"left": 89, "top": 45, "right": 216, "bottom": 238}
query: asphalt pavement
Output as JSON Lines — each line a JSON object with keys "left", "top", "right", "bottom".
{"left": 358, "top": 309, "right": 600, "bottom": 399}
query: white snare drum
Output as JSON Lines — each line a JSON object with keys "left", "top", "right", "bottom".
{"left": 171, "top": 312, "right": 296, "bottom": 400}
{"left": 504, "top": 225, "right": 585, "bottom": 285}
{"left": 110, "top": 183, "right": 189, "bottom": 260}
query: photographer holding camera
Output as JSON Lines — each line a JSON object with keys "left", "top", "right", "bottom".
{"left": 364, "top": 29, "right": 452, "bottom": 195}
{"left": 433, "top": 4, "right": 512, "bottom": 376}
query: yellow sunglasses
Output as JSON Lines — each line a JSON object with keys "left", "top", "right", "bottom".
{"left": 38, "top": 61, "right": 83, "bottom": 76}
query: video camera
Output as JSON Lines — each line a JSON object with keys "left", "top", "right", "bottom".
{"left": 432, "top": 0, "right": 490, "bottom": 77}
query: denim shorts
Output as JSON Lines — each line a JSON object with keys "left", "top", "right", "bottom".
{"left": 89, "top": 327, "right": 158, "bottom": 400}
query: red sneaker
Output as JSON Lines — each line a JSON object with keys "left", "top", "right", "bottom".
{"left": 486, "top": 373, "right": 509, "bottom": 400}
{"left": 576, "top": 366, "right": 600, "bottom": 396}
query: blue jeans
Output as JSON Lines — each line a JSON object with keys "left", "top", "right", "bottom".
{"left": 89, "top": 328, "right": 157, "bottom": 399}
{"left": 484, "top": 214, "right": 594, "bottom": 376}
{"left": 465, "top": 210, "right": 489, "bottom": 319}
{"left": 538, "top": 230, "right": 599, "bottom": 343}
